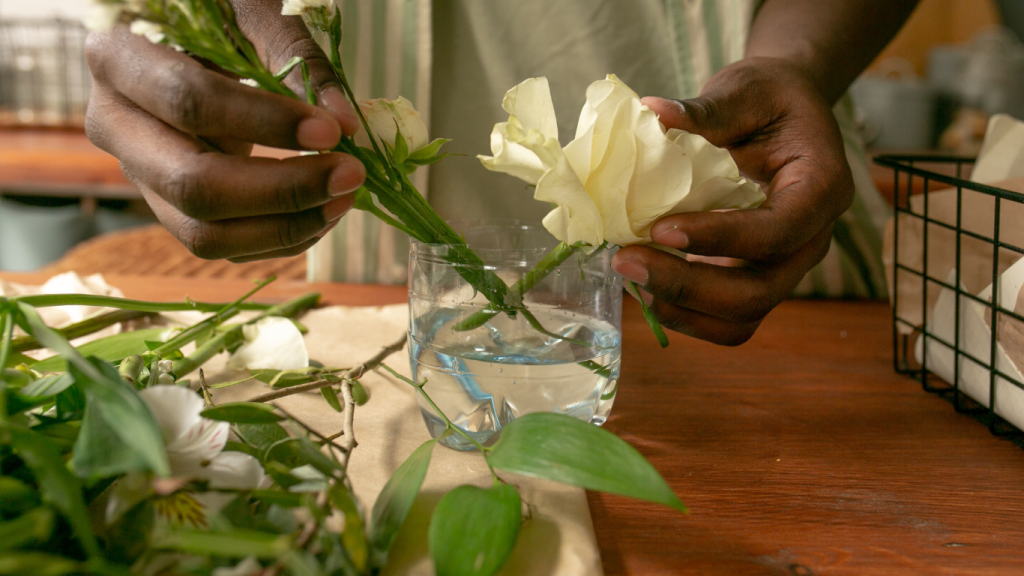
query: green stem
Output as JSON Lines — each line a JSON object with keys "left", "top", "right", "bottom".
{"left": 0, "top": 312, "right": 13, "bottom": 419}
{"left": 152, "top": 277, "right": 275, "bottom": 357}
{"left": 171, "top": 293, "right": 321, "bottom": 377}
{"left": 11, "top": 294, "right": 270, "bottom": 313}
{"left": 10, "top": 309, "right": 157, "bottom": 353}
{"left": 629, "top": 281, "right": 669, "bottom": 348}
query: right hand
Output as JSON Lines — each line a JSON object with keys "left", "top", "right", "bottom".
{"left": 84, "top": 0, "right": 365, "bottom": 262}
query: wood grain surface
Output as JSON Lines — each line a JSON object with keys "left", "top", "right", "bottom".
{"left": 3, "top": 272, "right": 1022, "bottom": 575}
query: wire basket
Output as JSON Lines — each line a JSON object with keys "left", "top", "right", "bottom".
{"left": 879, "top": 154, "right": 1024, "bottom": 438}
{"left": 0, "top": 18, "right": 91, "bottom": 128}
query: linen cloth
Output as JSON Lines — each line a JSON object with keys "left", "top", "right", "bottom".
{"left": 306, "top": 0, "right": 890, "bottom": 299}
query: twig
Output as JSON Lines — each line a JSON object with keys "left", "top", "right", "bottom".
{"left": 198, "top": 369, "right": 213, "bottom": 407}
{"left": 243, "top": 333, "right": 407, "bottom": 403}
{"left": 340, "top": 377, "right": 357, "bottom": 463}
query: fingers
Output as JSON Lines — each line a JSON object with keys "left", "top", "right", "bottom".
{"left": 613, "top": 227, "right": 832, "bottom": 344}
{"left": 639, "top": 59, "right": 854, "bottom": 263}
{"left": 234, "top": 0, "right": 359, "bottom": 134}
{"left": 140, "top": 186, "right": 354, "bottom": 260}
{"left": 86, "top": 27, "right": 342, "bottom": 150}
{"left": 88, "top": 86, "right": 364, "bottom": 221}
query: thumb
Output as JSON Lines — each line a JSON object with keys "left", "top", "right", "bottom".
{"left": 236, "top": 2, "right": 360, "bottom": 135}
{"left": 641, "top": 95, "right": 747, "bottom": 149}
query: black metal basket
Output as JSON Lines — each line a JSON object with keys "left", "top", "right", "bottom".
{"left": 878, "top": 154, "right": 1024, "bottom": 437}
{"left": 0, "top": 18, "right": 91, "bottom": 127}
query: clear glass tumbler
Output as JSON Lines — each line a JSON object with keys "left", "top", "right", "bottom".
{"left": 408, "top": 220, "right": 622, "bottom": 450}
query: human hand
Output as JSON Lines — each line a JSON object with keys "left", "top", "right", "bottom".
{"left": 84, "top": 0, "right": 365, "bottom": 262}
{"left": 612, "top": 58, "right": 853, "bottom": 345}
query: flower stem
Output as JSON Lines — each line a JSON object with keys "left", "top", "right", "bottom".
{"left": 452, "top": 242, "right": 580, "bottom": 331}
{"left": 11, "top": 309, "right": 157, "bottom": 353}
{"left": 629, "top": 281, "right": 669, "bottom": 348}
{"left": 10, "top": 294, "right": 270, "bottom": 313}
{"left": 170, "top": 293, "right": 321, "bottom": 377}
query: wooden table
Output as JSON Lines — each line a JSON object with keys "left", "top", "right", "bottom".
{"left": 3, "top": 272, "right": 1023, "bottom": 575}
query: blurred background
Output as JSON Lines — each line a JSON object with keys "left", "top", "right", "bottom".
{"left": 0, "top": 0, "right": 1021, "bottom": 274}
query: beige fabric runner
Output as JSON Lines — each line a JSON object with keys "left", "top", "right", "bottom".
{"left": 202, "top": 305, "right": 603, "bottom": 576}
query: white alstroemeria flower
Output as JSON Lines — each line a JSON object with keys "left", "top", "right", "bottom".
{"left": 130, "top": 19, "right": 164, "bottom": 43}
{"left": 479, "top": 75, "right": 766, "bottom": 247}
{"left": 227, "top": 317, "right": 309, "bottom": 371}
{"left": 281, "top": 0, "right": 336, "bottom": 16}
{"left": 358, "top": 97, "right": 431, "bottom": 154}
{"left": 106, "top": 386, "right": 265, "bottom": 527}
{"left": 213, "top": 557, "right": 263, "bottom": 576}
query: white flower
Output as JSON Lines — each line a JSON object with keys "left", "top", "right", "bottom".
{"left": 479, "top": 75, "right": 766, "bottom": 247}
{"left": 213, "top": 557, "right": 263, "bottom": 576}
{"left": 227, "top": 317, "right": 309, "bottom": 371}
{"left": 129, "top": 19, "right": 164, "bottom": 43}
{"left": 106, "top": 386, "right": 265, "bottom": 527}
{"left": 358, "top": 97, "right": 431, "bottom": 154}
{"left": 281, "top": 0, "right": 336, "bottom": 17}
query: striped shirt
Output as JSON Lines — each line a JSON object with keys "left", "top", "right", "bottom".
{"left": 309, "top": 0, "right": 890, "bottom": 299}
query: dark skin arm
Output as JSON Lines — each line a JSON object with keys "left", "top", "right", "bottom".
{"left": 611, "top": 0, "right": 920, "bottom": 345}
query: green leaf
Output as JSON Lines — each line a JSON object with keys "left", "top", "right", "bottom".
{"left": 264, "top": 438, "right": 339, "bottom": 478}
{"left": 393, "top": 125, "right": 410, "bottom": 164}
{"left": 0, "top": 477, "right": 40, "bottom": 515}
{"left": 351, "top": 380, "right": 369, "bottom": 405}
{"left": 3, "top": 351, "right": 33, "bottom": 369}
{"left": 369, "top": 438, "right": 437, "bottom": 564}
{"left": 487, "top": 413, "right": 686, "bottom": 511}
{"left": 6, "top": 425, "right": 100, "bottom": 557}
{"left": 273, "top": 56, "right": 303, "bottom": 80}
{"left": 105, "top": 500, "right": 154, "bottom": 564}
{"left": 0, "top": 552, "right": 79, "bottom": 576}
{"left": 252, "top": 369, "right": 316, "bottom": 389}
{"left": 407, "top": 138, "right": 451, "bottom": 162}
{"left": 18, "top": 373, "right": 74, "bottom": 398}
{"left": 153, "top": 527, "right": 291, "bottom": 558}
{"left": 16, "top": 304, "right": 169, "bottom": 477}
{"left": 429, "top": 484, "right": 521, "bottom": 576}
{"left": 250, "top": 489, "right": 303, "bottom": 508}
{"left": 30, "top": 327, "right": 169, "bottom": 373}
{"left": 320, "top": 386, "right": 342, "bottom": 412}
{"left": 202, "top": 402, "right": 284, "bottom": 424}
{"left": 69, "top": 359, "right": 163, "bottom": 480}
{"left": 236, "top": 422, "right": 290, "bottom": 452}
{"left": 329, "top": 484, "right": 369, "bottom": 572}
{"left": 0, "top": 507, "right": 54, "bottom": 550}
{"left": 55, "top": 385, "right": 84, "bottom": 419}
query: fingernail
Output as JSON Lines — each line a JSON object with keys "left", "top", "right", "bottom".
{"left": 329, "top": 156, "right": 366, "bottom": 197}
{"left": 323, "top": 195, "right": 354, "bottom": 223}
{"left": 613, "top": 258, "right": 649, "bottom": 285}
{"left": 319, "top": 86, "right": 359, "bottom": 135}
{"left": 652, "top": 225, "right": 688, "bottom": 249}
{"left": 297, "top": 113, "right": 341, "bottom": 150}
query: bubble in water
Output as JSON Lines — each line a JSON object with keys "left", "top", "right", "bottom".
{"left": 512, "top": 381, "right": 516, "bottom": 385}
{"left": 498, "top": 368, "right": 503, "bottom": 373}
{"left": 555, "top": 270, "right": 561, "bottom": 276}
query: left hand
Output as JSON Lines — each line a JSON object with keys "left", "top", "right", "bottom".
{"left": 611, "top": 58, "right": 853, "bottom": 346}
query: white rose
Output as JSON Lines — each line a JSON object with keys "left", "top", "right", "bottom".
{"left": 358, "top": 97, "right": 430, "bottom": 154}
{"left": 478, "top": 75, "right": 765, "bottom": 247}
